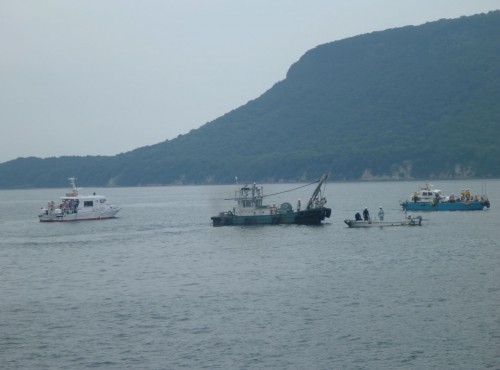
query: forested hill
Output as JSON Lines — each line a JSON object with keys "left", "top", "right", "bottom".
{"left": 2, "top": 11, "right": 500, "bottom": 188}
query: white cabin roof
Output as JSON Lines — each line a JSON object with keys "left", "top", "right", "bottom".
{"left": 60, "top": 194, "right": 106, "bottom": 201}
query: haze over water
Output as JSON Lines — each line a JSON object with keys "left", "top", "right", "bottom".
{"left": 1, "top": 179, "right": 499, "bottom": 369}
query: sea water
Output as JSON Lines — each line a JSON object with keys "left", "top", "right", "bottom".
{"left": 1, "top": 179, "right": 499, "bottom": 369}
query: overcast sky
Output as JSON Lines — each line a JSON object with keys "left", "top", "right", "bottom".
{"left": 1, "top": 1, "right": 498, "bottom": 163}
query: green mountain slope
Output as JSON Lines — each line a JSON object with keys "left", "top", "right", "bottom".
{"left": 1, "top": 11, "right": 500, "bottom": 188}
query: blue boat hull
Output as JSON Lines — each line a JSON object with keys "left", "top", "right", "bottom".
{"left": 211, "top": 208, "right": 331, "bottom": 226}
{"left": 401, "top": 200, "right": 489, "bottom": 211}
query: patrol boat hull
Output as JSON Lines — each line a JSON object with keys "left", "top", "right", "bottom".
{"left": 39, "top": 208, "right": 120, "bottom": 222}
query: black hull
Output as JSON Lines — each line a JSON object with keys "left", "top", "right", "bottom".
{"left": 211, "top": 208, "right": 331, "bottom": 226}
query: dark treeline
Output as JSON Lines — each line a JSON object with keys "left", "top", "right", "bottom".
{"left": 2, "top": 11, "right": 500, "bottom": 188}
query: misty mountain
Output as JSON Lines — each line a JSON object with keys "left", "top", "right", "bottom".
{"left": 1, "top": 10, "right": 499, "bottom": 188}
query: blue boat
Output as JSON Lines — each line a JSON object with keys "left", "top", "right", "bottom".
{"left": 211, "top": 174, "right": 331, "bottom": 226}
{"left": 400, "top": 183, "right": 490, "bottom": 211}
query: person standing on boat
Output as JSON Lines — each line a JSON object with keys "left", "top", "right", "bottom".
{"left": 297, "top": 199, "right": 301, "bottom": 211}
{"left": 378, "top": 206, "right": 384, "bottom": 221}
{"left": 363, "top": 207, "right": 370, "bottom": 221}
{"left": 355, "top": 211, "right": 362, "bottom": 221}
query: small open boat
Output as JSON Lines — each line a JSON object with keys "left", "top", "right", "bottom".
{"left": 344, "top": 215, "right": 422, "bottom": 228}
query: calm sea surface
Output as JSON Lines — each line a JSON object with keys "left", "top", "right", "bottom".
{"left": 1, "top": 179, "right": 499, "bottom": 369}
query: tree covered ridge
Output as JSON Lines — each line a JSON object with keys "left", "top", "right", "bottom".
{"left": 1, "top": 11, "right": 499, "bottom": 188}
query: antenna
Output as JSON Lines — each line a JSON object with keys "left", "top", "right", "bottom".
{"left": 67, "top": 176, "right": 79, "bottom": 196}
{"left": 68, "top": 177, "right": 77, "bottom": 190}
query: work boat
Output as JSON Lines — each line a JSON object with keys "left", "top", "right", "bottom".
{"left": 39, "top": 177, "right": 120, "bottom": 222}
{"left": 400, "top": 183, "right": 490, "bottom": 211}
{"left": 211, "top": 174, "right": 332, "bottom": 226}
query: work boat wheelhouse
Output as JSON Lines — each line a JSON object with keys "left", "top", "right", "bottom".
{"left": 211, "top": 174, "right": 332, "bottom": 226}
{"left": 38, "top": 177, "right": 120, "bottom": 222}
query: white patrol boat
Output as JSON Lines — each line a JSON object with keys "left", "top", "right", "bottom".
{"left": 38, "top": 177, "right": 120, "bottom": 222}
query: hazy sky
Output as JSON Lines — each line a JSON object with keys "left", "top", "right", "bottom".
{"left": 1, "top": 1, "right": 498, "bottom": 163}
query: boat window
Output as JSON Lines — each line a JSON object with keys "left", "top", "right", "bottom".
{"left": 84, "top": 201, "right": 93, "bottom": 207}
{"left": 100, "top": 199, "right": 106, "bottom": 203}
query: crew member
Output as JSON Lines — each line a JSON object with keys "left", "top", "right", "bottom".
{"left": 378, "top": 206, "right": 384, "bottom": 221}
{"left": 363, "top": 207, "right": 370, "bottom": 221}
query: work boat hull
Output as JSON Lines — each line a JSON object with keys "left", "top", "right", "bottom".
{"left": 401, "top": 200, "right": 489, "bottom": 211}
{"left": 39, "top": 207, "right": 120, "bottom": 222}
{"left": 211, "top": 207, "right": 331, "bottom": 226}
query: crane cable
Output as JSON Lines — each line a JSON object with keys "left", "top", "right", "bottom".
{"left": 262, "top": 179, "right": 320, "bottom": 198}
